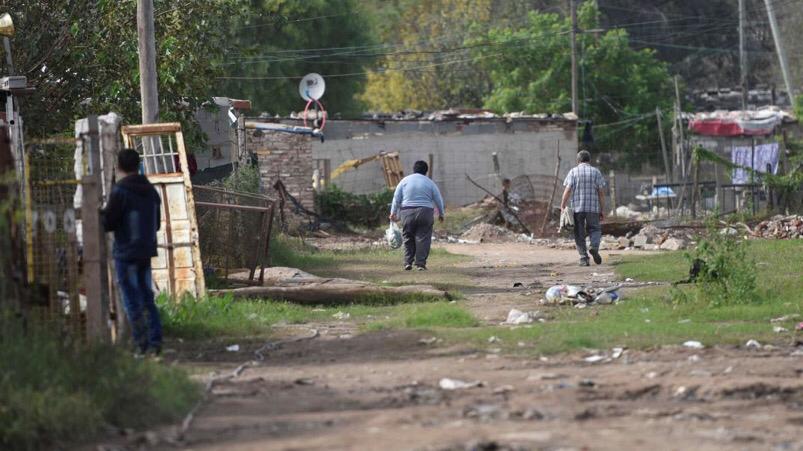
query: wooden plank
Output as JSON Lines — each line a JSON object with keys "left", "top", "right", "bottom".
{"left": 176, "top": 130, "right": 206, "bottom": 297}
{"left": 121, "top": 122, "right": 181, "bottom": 135}
{"left": 82, "top": 115, "right": 111, "bottom": 343}
{"left": 82, "top": 178, "right": 110, "bottom": 342}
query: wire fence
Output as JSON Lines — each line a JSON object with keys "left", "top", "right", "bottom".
{"left": 193, "top": 185, "right": 275, "bottom": 286}
{"left": 23, "top": 137, "right": 85, "bottom": 339}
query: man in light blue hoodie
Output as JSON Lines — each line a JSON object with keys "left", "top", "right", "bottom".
{"left": 389, "top": 160, "right": 445, "bottom": 270}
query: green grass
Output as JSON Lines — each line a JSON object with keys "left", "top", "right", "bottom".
{"left": 444, "top": 286, "right": 800, "bottom": 354}
{"left": 0, "top": 318, "right": 200, "bottom": 450}
{"left": 445, "top": 240, "right": 802, "bottom": 354}
{"left": 614, "top": 251, "right": 688, "bottom": 282}
{"left": 160, "top": 294, "right": 455, "bottom": 339}
{"left": 366, "top": 302, "right": 479, "bottom": 330}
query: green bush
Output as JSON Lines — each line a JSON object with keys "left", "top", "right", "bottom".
{"left": 678, "top": 224, "right": 759, "bottom": 307}
{"left": 221, "top": 163, "right": 261, "bottom": 194}
{"left": 315, "top": 185, "right": 393, "bottom": 228}
{"left": 0, "top": 319, "right": 199, "bottom": 450}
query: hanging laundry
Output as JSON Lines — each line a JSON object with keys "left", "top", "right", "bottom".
{"left": 731, "top": 142, "right": 779, "bottom": 184}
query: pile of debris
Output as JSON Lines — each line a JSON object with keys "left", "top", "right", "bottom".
{"left": 541, "top": 284, "right": 621, "bottom": 307}
{"left": 750, "top": 215, "right": 803, "bottom": 239}
{"left": 626, "top": 224, "right": 695, "bottom": 251}
{"left": 460, "top": 223, "right": 517, "bottom": 243}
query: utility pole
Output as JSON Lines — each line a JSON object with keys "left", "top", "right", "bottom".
{"left": 764, "top": 0, "right": 794, "bottom": 104}
{"left": 738, "top": 0, "right": 748, "bottom": 110}
{"left": 136, "top": 0, "right": 159, "bottom": 123}
{"left": 569, "top": 0, "right": 578, "bottom": 116}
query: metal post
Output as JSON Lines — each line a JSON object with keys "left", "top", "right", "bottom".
{"left": 82, "top": 116, "right": 111, "bottom": 343}
{"left": 3, "top": 37, "right": 14, "bottom": 74}
{"left": 764, "top": 0, "right": 794, "bottom": 104}
{"left": 751, "top": 137, "right": 756, "bottom": 215}
{"left": 569, "top": 0, "right": 578, "bottom": 116}
{"left": 739, "top": 0, "right": 748, "bottom": 111}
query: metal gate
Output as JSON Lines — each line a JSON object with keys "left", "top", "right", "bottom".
{"left": 121, "top": 123, "right": 204, "bottom": 299}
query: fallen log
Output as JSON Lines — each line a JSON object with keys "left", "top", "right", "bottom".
{"left": 210, "top": 283, "right": 452, "bottom": 304}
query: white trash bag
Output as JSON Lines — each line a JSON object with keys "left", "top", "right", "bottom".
{"left": 385, "top": 222, "right": 402, "bottom": 249}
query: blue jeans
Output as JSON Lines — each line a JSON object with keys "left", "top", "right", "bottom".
{"left": 573, "top": 212, "right": 602, "bottom": 259}
{"left": 115, "top": 259, "right": 162, "bottom": 351}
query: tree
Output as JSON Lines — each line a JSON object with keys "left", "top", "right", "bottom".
{"left": 358, "top": 0, "right": 563, "bottom": 112}
{"left": 2, "top": 0, "right": 241, "bottom": 142}
{"left": 219, "top": 0, "right": 374, "bottom": 118}
{"left": 474, "top": 1, "right": 674, "bottom": 167}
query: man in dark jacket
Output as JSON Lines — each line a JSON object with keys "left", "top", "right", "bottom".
{"left": 103, "top": 149, "right": 163, "bottom": 355}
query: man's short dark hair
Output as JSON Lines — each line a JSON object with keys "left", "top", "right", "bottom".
{"left": 118, "top": 149, "right": 141, "bottom": 173}
{"left": 577, "top": 150, "right": 591, "bottom": 163}
{"left": 413, "top": 160, "right": 428, "bottom": 175}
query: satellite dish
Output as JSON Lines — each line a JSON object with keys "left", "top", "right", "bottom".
{"left": 299, "top": 73, "right": 325, "bottom": 101}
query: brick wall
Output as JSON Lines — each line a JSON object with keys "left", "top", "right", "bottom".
{"left": 247, "top": 130, "right": 314, "bottom": 210}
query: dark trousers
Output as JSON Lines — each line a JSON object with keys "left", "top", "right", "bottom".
{"left": 400, "top": 207, "right": 434, "bottom": 267}
{"left": 115, "top": 259, "right": 162, "bottom": 351}
{"left": 573, "top": 212, "right": 602, "bottom": 258}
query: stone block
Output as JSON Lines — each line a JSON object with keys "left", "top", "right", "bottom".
{"left": 633, "top": 234, "right": 649, "bottom": 248}
{"left": 659, "top": 238, "right": 686, "bottom": 251}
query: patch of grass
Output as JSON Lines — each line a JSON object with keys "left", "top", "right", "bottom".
{"left": 444, "top": 285, "right": 799, "bottom": 355}
{"left": 438, "top": 240, "right": 803, "bottom": 355}
{"left": 614, "top": 251, "right": 687, "bottom": 282}
{"left": 159, "top": 293, "right": 455, "bottom": 339}
{"left": 159, "top": 294, "right": 329, "bottom": 339}
{"left": 0, "top": 319, "right": 199, "bottom": 450}
{"left": 366, "top": 302, "right": 479, "bottom": 330}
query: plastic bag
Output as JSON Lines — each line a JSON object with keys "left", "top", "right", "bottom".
{"left": 558, "top": 207, "right": 574, "bottom": 232}
{"left": 385, "top": 222, "right": 402, "bottom": 249}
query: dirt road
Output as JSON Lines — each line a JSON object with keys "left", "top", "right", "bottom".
{"left": 152, "top": 244, "right": 802, "bottom": 451}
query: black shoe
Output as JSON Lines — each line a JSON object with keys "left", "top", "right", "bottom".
{"left": 579, "top": 258, "right": 590, "bottom": 267}
{"left": 415, "top": 265, "right": 427, "bottom": 271}
{"left": 589, "top": 248, "right": 602, "bottom": 265}
{"left": 404, "top": 264, "right": 413, "bottom": 271}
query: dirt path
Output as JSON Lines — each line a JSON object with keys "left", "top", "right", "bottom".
{"left": 148, "top": 244, "right": 802, "bottom": 451}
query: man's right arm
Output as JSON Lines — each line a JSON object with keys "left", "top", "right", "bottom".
{"left": 389, "top": 180, "right": 404, "bottom": 221}
{"left": 560, "top": 186, "right": 572, "bottom": 210}
{"left": 560, "top": 170, "right": 574, "bottom": 210}
{"left": 102, "top": 188, "right": 124, "bottom": 232}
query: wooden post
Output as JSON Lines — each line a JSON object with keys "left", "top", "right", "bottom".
{"left": 539, "top": 141, "right": 561, "bottom": 236}
{"left": 569, "top": 0, "right": 578, "bottom": 115}
{"left": 427, "top": 153, "right": 434, "bottom": 179}
{"left": 674, "top": 76, "right": 686, "bottom": 179}
{"left": 82, "top": 116, "right": 111, "bottom": 343}
{"left": 656, "top": 107, "right": 671, "bottom": 182}
{"left": 237, "top": 113, "right": 247, "bottom": 167}
{"left": 609, "top": 170, "right": 617, "bottom": 213}
{"left": 137, "top": 0, "right": 158, "bottom": 124}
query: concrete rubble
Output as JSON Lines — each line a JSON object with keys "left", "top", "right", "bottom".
{"left": 750, "top": 215, "right": 803, "bottom": 239}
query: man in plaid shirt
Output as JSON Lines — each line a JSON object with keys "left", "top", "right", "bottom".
{"left": 560, "top": 150, "right": 606, "bottom": 266}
